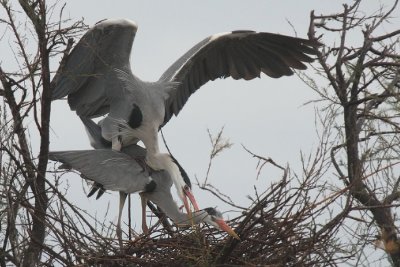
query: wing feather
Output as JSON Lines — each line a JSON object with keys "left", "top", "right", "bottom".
{"left": 49, "top": 149, "right": 149, "bottom": 193}
{"left": 52, "top": 19, "right": 137, "bottom": 118}
{"left": 159, "top": 31, "right": 320, "bottom": 125}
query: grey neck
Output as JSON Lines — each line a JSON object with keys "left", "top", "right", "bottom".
{"left": 171, "top": 210, "right": 209, "bottom": 227}
{"left": 147, "top": 190, "right": 208, "bottom": 226}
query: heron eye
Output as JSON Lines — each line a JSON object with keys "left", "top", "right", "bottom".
{"left": 184, "top": 185, "right": 189, "bottom": 191}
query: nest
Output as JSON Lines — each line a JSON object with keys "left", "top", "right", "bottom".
{"left": 65, "top": 176, "right": 346, "bottom": 267}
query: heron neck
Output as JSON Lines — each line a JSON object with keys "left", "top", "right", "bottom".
{"left": 157, "top": 205, "right": 208, "bottom": 226}
{"left": 146, "top": 153, "right": 186, "bottom": 201}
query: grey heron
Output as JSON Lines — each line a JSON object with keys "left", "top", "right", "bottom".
{"left": 48, "top": 146, "right": 240, "bottom": 243}
{"left": 51, "top": 18, "right": 319, "bottom": 216}
{"left": 80, "top": 116, "right": 198, "bottom": 226}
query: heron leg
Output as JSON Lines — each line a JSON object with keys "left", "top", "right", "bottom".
{"left": 140, "top": 193, "right": 149, "bottom": 234}
{"left": 117, "top": 192, "right": 127, "bottom": 249}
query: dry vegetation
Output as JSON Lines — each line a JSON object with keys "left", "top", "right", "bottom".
{"left": 43, "top": 156, "right": 346, "bottom": 266}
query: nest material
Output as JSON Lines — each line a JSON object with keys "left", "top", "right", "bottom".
{"left": 74, "top": 178, "right": 346, "bottom": 267}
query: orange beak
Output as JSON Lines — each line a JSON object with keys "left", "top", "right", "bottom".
{"left": 215, "top": 218, "right": 240, "bottom": 240}
{"left": 183, "top": 187, "right": 200, "bottom": 212}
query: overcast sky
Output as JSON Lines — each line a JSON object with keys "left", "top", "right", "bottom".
{"left": 46, "top": 0, "right": 399, "bottom": 237}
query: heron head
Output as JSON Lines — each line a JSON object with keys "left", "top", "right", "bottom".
{"left": 203, "top": 207, "right": 240, "bottom": 240}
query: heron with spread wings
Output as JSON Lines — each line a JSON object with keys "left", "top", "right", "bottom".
{"left": 51, "top": 18, "right": 318, "bottom": 217}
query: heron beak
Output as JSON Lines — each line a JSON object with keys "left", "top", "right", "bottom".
{"left": 215, "top": 218, "right": 240, "bottom": 240}
{"left": 183, "top": 195, "right": 192, "bottom": 217}
{"left": 183, "top": 187, "right": 200, "bottom": 212}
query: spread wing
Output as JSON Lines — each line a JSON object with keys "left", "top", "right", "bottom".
{"left": 51, "top": 19, "right": 138, "bottom": 117}
{"left": 49, "top": 149, "right": 150, "bottom": 193}
{"left": 159, "top": 31, "right": 320, "bottom": 125}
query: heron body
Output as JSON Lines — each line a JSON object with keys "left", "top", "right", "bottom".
{"left": 48, "top": 145, "right": 239, "bottom": 240}
{"left": 80, "top": 116, "right": 196, "bottom": 217}
{"left": 52, "top": 18, "right": 318, "bottom": 216}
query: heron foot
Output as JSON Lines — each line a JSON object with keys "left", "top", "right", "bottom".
{"left": 112, "top": 137, "right": 122, "bottom": 151}
{"left": 136, "top": 157, "right": 152, "bottom": 174}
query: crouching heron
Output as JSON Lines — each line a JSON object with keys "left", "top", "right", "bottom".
{"left": 49, "top": 146, "right": 239, "bottom": 246}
